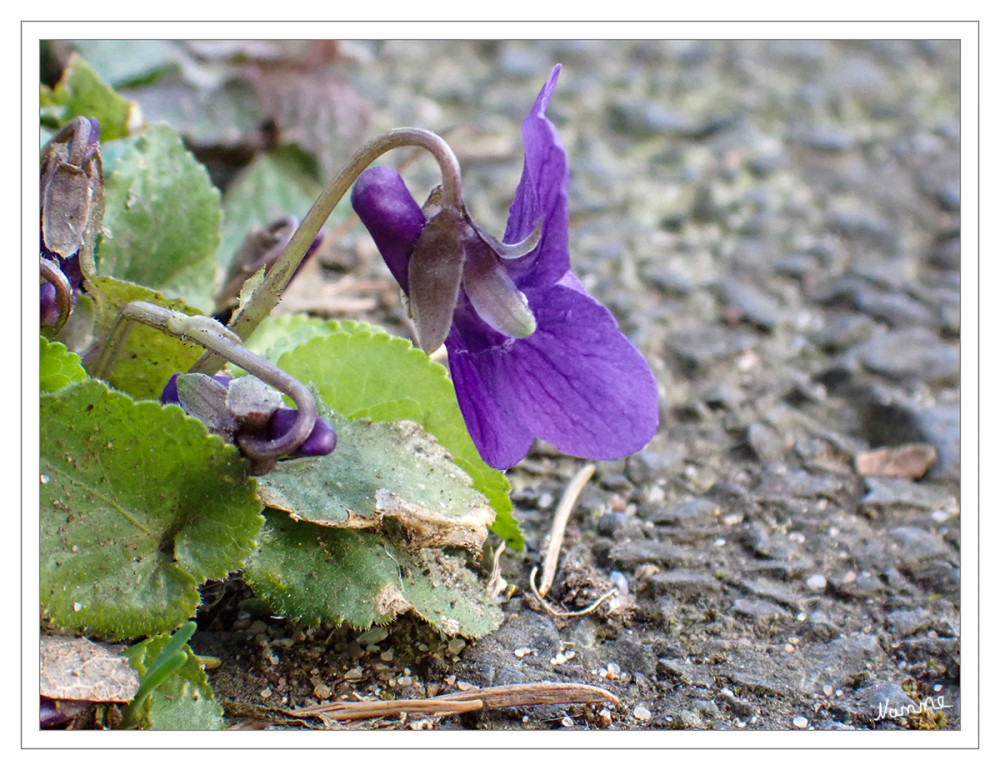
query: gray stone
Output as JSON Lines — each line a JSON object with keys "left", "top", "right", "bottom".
{"left": 732, "top": 598, "right": 791, "bottom": 622}
{"left": 608, "top": 540, "right": 696, "bottom": 568}
{"left": 645, "top": 497, "right": 719, "bottom": 526}
{"left": 853, "top": 681, "right": 912, "bottom": 723}
{"left": 645, "top": 569, "right": 723, "bottom": 599}
{"left": 853, "top": 328, "right": 959, "bottom": 384}
{"left": 800, "top": 634, "right": 885, "bottom": 691}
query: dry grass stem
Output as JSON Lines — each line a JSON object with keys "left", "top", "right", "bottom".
{"left": 289, "top": 681, "right": 617, "bottom": 723}
{"left": 539, "top": 463, "right": 595, "bottom": 596}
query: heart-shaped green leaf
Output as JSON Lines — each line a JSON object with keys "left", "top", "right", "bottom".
{"left": 40, "top": 380, "right": 263, "bottom": 639}
{"left": 98, "top": 123, "right": 221, "bottom": 311}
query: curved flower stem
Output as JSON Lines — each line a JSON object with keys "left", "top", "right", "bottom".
{"left": 190, "top": 127, "right": 462, "bottom": 375}
{"left": 95, "top": 301, "right": 318, "bottom": 462}
{"left": 39, "top": 256, "right": 73, "bottom": 331}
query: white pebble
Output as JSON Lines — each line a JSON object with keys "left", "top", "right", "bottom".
{"left": 793, "top": 716, "right": 808, "bottom": 729}
{"left": 634, "top": 706, "right": 652, "bottom": 721}
{"left": 806, "top": 574, "right": 827, "bottom": 591}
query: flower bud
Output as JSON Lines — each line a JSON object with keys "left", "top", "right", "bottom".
{"left": 351, "top": 166, "right": 427, "bottom": 292}
{"left": 267, "top": 408, "right": 337, "bottom": 458}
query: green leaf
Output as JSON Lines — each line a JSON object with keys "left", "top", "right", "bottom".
{"left": 272, "top": 323, "right": 522, "bottom": 550}
{"left": 40, "top": 337, "right": 88, "bottom": 393}
{"left": 257, "top": 408, "right": 494, "bottom": 553}
{"left": 65, "top": 40, "right": 182, "bottom": 90}
{"left": 244, "top": 313, "right": 373, "bottom": 364}
{"left": 243, "top": 514, "right": 503, "bottom": 638}
{"left": 46, "top": 54, "right": 133, "bottom": 141}
{"left": 84, "top": 275, "right": 207, "bottom": 401}
{"left": 219, "top": 149, "right": 328, "bottom": 273}
{"left": 124, "top": 629, "right": 222, "bottom": 730}
{"left": 99, "top": 123, "right": 221, "bottom": 311}
{"left": 40, "top": 379, "right": 263, "bottom": 639}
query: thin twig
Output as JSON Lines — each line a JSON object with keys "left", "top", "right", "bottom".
{"left": 529, "top": 566, "right": 618, "bottom": 618}
{"left": 539, "top": 463, "right": 595, "bottom": 597}
{"left": 288, "top": 681, "right": 617, "bottom": 722}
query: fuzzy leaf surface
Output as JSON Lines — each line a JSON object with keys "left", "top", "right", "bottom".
{"left": 98, "top": 123, "right": 221, "bottom": 311}
{"left": 243, "top": 514, "right": 503, "bottom": 638}
{"left": 40, "top": 380, "right": 262, "bottom": 639}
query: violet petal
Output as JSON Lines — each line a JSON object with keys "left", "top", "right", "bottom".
{"left": 502, "top": 64, "right": 570, "bottom": 287}
{"left": 448, "top": 280, "right": 659, "bottom": 468}
{"left": 352, "top": 166, "right": 426, "bottom": 292}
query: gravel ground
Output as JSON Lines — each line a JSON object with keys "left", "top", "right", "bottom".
{"left": 186, "top": 39, "right": 961, "bottom": 731}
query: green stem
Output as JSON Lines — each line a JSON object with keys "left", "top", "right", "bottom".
{"left": 189, "top": 127, "right": 462, "bottom": 375}
{"left": 95, "top": 301, "right": 318, "bottom": 462}
{"left": 121, "top": 621, "right": 197, "bottom": 729}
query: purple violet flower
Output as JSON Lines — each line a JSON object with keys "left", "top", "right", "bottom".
{"left": 352, "top": 65, "right": 659, "bottom": 469}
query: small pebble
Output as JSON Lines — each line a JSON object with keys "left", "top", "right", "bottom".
{"left": 793, "top": 716, "right": 808, "bottom": 729}
{"left": 447, "top": 638, "right": 467, "bottom": 655}
{"left": 260, "top": 687, "right": 272, "bottom": 700}
{"left": 514, "top": 647, "right": 535, "bottom": 658}
{"left": 313, "top": 683, "right": 332, "bottom": 700}
{"left": 634, "top": 706, "right": 652, "bottom": 721}
{"left": 561, "top": 716, "right": 575, "bottom": 728}
{"left": 784, "top": 643, "right": 795, "bottom": 653}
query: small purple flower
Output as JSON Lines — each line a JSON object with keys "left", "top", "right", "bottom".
{"left": 352, "top": 65, "right": 659, "bottom": 469}
{"left": 160, "top": 374, "right": 336, "bottom": 460}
